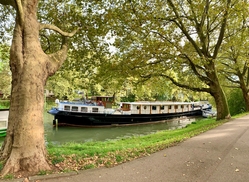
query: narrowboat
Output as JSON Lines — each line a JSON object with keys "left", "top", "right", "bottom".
{"left": 48, "top": 96, "right": 213, "bottom": 126}
{"left": 0, "top": 109, "right": 8, "bottom": 137}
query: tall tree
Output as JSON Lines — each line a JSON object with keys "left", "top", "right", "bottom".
{"left": 218, "top": 3, "right": 249, "bottom": 111}
{"left": 0, "top": 0, "right": 76, "bottom": 175}
{"left": 105, "top": 0, "right": 248, "bottom": 120}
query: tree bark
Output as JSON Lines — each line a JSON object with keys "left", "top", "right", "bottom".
{"left": 208, "top": 63, "right": 230, "bottom": 120}
{"left": 238, "top": 72, "right": 249, "bottom": 111}
{"left": 0, "top": 0, "right": 69, "bottom": 175}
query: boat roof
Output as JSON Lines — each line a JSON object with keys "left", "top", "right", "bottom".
{"left": 120, "top": 101, "right": 194, "bottom": 106}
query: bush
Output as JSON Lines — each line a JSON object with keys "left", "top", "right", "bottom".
{"left": 227, "top": 89, "right": 246, "bottom": 116}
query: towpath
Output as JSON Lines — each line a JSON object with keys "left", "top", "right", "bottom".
{"left": 3, "top": 114, "right": 249, "bottom": 182}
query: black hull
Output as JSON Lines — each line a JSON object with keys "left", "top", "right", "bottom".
{"left": 51, "top": 109, "right": 204, "bottom": 126}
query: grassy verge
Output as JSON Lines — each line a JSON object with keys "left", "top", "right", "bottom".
{"left": 47, "top": 117, "right": 228, "bottom": 172}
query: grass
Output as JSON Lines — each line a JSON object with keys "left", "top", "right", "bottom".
{"left": 47, "top": 117, "right": 228, "bottom": 171}
{"left": 231, "top": 112, "right": 249, "bottom": 119}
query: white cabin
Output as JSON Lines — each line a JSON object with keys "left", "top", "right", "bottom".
{"left": 56, "top": 100, "right": 210, "bottom": 115}
{"left": 120, "top": 101, "right": 195, "bottom": 115}
{"left": 57, "top": 102, "right": 106, "bottom": 113}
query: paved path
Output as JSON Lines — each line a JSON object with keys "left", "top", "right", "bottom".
{"left": 3, "top": 114, "right": 249, "bottom": 182}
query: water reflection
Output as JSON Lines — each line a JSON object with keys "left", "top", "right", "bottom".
{"left": 44, "top": 113, "right": 196, "bottom": 144}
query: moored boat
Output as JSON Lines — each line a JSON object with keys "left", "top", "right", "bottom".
{"left": 0, "top": 109, "right": 9, "bottom": 137}
{"left": 202, "top": 109, "right": 217, "bottom": 118}
{"left": 48, "top": 97, "right": 213, "bottom": 126}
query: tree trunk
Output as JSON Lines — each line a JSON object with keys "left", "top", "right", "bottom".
{"left": 208, "top": 63, "right": 230, "bottom": 120}
{"left": 242, "top": 90, "right": 249, "bottom": 111}
{"left": 237, "top": 72, "right": 249, "bottom": 111}
{"left": 0, "top": 1, "right": 51, "bottom": 175}
{"left": 211, "top": 84, "right": 230, "bottom": 120}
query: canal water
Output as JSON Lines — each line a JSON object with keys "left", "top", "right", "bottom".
{"left": 44, "top": 113, "right": 196, "bottom": 144}
{"left": 0, "top": 112, "right": 197, "bottom": 144}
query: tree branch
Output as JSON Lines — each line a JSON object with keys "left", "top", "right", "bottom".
{"left": 47, "top": 37, "right": 68, "bottom": 76}
{"left": 213, "top": 0, "right": 231, "bottom": 58}
{"left": 179, "top": 53, "right": 211, "bottom": 83}
{"left": 43, "top": 24, "right": 78, "bottom": 76}
{"left": 39, "top": 23, "right": 78, "bottom": 37}
{"left": 15, "top": 0, "right": 24, "bottom": 26}
{"left": 160, "top": 73, "right": 211, "bottom": 93}
{"left": 167, "top": 0, "right": 203, "bottom": 57}
{"left": 222, "top": 84, "right": 240, "bottom": 89}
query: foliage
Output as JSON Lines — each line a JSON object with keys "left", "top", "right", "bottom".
{"left": 227, "top": 89, "right": 246, "bottom": 116}
{"left": 101, "top": 0, "right": 249, "bottom": 119}
{"left": 0, "top": 100, "right": 10, "bottom": 109}
{"left": 39, "top": 0, "right": 113, "bottom": 100}
{"left": 121, "top": 93, "right": 136, "bottom": 102}
{"left": 0, "top": 44, "right": 11, "bottom": 98}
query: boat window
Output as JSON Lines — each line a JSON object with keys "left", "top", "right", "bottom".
{"left": 144, "top": 106, "right": 147, "bottom": 109}
{"left": 137, "top": 106, "right": 140, "bottom": 110}
{"left": 81, "top": 107, "right": 88, "bottom": 112}
{"left": 123, "top": 104, "right": 129, "bottom": 109}
{"left": 92, "top": 108, "right": 99, "bottom": 112}
{"left": 72, "top": 106, "right": 78, "bottom": 111}
{"left": 169, "top": 106, "right": 172, "bottom": 109}
{"left": 175, "top": 105, "right": 178, "bottom": 109}
{"left": 64, "top": 105, "right": 70, "bottom": 111}
{"left": 0, "top": 120, "right": 7, "bottom": 128}
{"left": 160, "top": 106, "right": 164, "bottom": 110}
{"left": 152, "top": 106, "right": 157, "bottom": 110}
{"left": 181, "top": 105, "right": 184, "bottom": 109}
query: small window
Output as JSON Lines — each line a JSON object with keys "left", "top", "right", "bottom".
{"left": 64, "top": 105, "right": 70, "bottom": 111}
{"left": 92, "top": 108, "right": 99, "bottom": 112}
{"left": 72, "top": 106, "right": 78, "bottom": 111}
{"left": 81, "top": 107, "right": 88, "bottom": 112}
{"left": 123, "top": 104, "right": 129, "bottom": 109}
{"left": 152, "top": 106, "right": 157, "bottom": 110}
{"left": 175, "top": 105, "right": 178, "bottom": 109}
{"left": 144, "top": 106, "right": 147, "bottom": 109}
{"left": 169, "top": 105, "right": 172, "bottom": 109}
{"left": 137, "top": 106, "right": 140, "bottom": 110}
{"left": 0, "top": 120, "right": 7, "bottom": 128}
{"left": 160, "top": 105, "right": 164, "bottom": 110}
{"left": 181, "top": 105, "right": 184, "bottom": 109}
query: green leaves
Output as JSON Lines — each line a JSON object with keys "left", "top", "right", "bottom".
{"left": 0, "top": 44, "right": 11, "bottom": 98}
